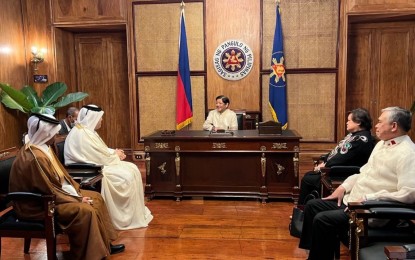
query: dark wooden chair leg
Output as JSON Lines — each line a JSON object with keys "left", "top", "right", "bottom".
{"left": 24, "top": 238, "right": 31, "bottom": 253}
{"left": 46, "top": 237, "right": 57, "bottom": 260}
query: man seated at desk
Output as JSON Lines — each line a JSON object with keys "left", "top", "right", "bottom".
{"left": 203, "top": 95, "right": 238, "bottom": 131}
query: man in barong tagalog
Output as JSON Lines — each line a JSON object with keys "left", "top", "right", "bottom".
{"left": 64, "top": 104, "right": 153, "bottom": 230}
{"left": 299, "top": 107, "right": 415, "bottom": 260}
{"left": 9, "top": 113, "right": 125, "bottom": 260}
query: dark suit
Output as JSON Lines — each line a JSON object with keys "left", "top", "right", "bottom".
{"left": 59, "top": 120, "right": 70, "bottom": 135}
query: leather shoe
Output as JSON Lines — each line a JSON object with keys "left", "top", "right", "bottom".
{"left": 110, "top": 244, "right": 125, "bottom": 255}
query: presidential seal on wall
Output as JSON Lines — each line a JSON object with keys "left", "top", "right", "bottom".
{"left": 213, "top": 40, "right": 254, "bottom": 81}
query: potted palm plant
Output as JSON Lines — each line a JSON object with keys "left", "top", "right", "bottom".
{"left": 0, "top": 82, "right": 88, "bottom": 115}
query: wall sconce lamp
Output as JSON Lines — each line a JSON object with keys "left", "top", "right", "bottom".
{"left": 31, "top": 47, "right": 46, "bottom": 71}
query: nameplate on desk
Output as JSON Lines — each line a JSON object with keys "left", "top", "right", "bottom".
{"left": 209, "top": 130, "right": 234, "bottom": 136}
{"left": 161, "top": 130, "right": 175, "bottom": 136}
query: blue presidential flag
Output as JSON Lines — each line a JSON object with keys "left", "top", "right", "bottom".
{"left": 269, "top": 3, "right": 287, "bottom": 129}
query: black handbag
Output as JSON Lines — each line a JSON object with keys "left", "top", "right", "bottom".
{"left": 289, "top": 206, "right": 304, "bottom": 238}
{"left": 289, "top": 192, "right": 318, "bottom": 238}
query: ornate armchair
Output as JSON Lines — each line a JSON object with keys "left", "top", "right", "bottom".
{"left": 312, "top": 156, "right": 361, "bottom": 197}
{"left": 315, "top": 136, "right": 377, "bottom": 197}
{"left": 320, "top": 165, "right": 361, "bottom": 197}
{"left": 0, "top": 147, "right": 59, "bottom": 260}
{"left": 53, "top": 135, "right": 103, "bottom": 191}
{"left": 348, "top": 201, "right": 415, "bottom": 260}
{"left": 233, "top": 109, "right": 246, "bottom": 130}
{"left": 206, "top": 109, "right": 260, "bottom": 130}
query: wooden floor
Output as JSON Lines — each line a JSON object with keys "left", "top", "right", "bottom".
{"left": 0, "top": 197, "right": 351, "bottom": 260}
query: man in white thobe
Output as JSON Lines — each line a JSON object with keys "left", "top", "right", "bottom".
{"left": 64, "top": 105, "right": 153, "bottom": 230}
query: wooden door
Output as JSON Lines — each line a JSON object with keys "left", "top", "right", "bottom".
{"left": 75, "top": 33, "right": 130, "bottom": 148}
{"left": 346, "top": 22, "right": 415, "bottom": 140}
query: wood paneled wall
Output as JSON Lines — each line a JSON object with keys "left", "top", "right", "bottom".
{"left": 132, "top": 0, "right": 340, "bottom": 144}
{"left": 345, "top": 0, "right": 415, "bottom": 14}
{"left": 0, "top": 0, "right": 128, "bottom": 150}
{"left": 206, "top": 0, "right": 261, "bottom": 111}
{"left": 54, "top": 29, "right": 77, "bottom": 99}
{"left": 337, "top": 0, "right": 415, "bottom": 140}
{"left": 50, "top": 0, "right": 126, "bottom": 24}
{"left": 346, "top": 21, "right": 415, "bottom": 140}
{"left": 74, "top": 33, "right": 130, "bottom": 148}
{"left": 133, "top": 1, "right": 205, "bottom": 140}
{"left": 261, "top": 0, "right": 339, "bottom": 142}
{"left": 22, "top": 0, "right": 56, "bottom": 90}
{"left": 1, "top": 0, "right": 415, "bottom": 159}
{"left": 0, "top": 0, "right": 44, "bottom": 149}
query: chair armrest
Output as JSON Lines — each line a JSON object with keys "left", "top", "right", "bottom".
{"left": 66, "top": 164, "right": 103, "bottom": 178}
{"left": 66, "top": 163, "right": 103, "bottom": 169}
{"left": 348, "top": 201, "right": 414, "bottom": 210}
{"left": 350, "top": 206, "right": 415, "bottom": 223}
{"left": 323, "top": 166, "right": 360, "bottom": 179}
{"left": 349, "top": 201, "right": 415, "bottom": 260}
{"left": 319, "top": 167, "right": 331, "bottom": 174}
{"left": 330, "top": 165, "right": 360, "bottom": 172}
{"left": 358, "top": 207, "right": 415, "bottom": 219}
{"left": 6, "top": 192, "right": 53, "bottom": 202}
{"left": 80, "top": 173, "right": 103, "bottom": 187}
{"left": 64, "top": 163, "right": 103, "bottom": 191}
{"left": 5, "top": 192, "right": 56, "bottom": 222}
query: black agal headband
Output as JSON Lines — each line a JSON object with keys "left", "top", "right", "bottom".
{"left": 82, "top": 105, "right": 103, "bottom": 115}
{"left": 31, "top": 113, "right": 60, "bottom": 131}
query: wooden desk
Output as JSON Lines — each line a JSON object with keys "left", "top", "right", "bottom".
{"left": 143, "top": 130, "right": 301, "bottom": 202}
